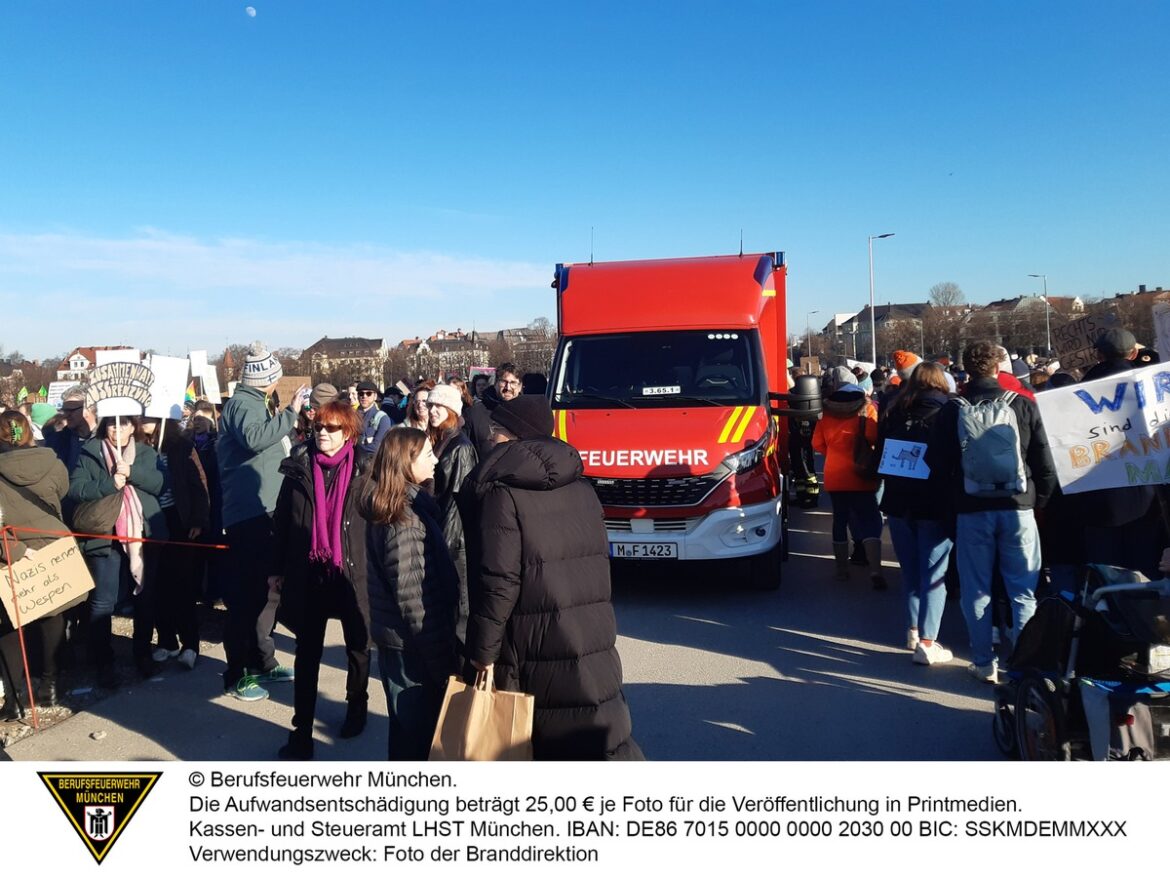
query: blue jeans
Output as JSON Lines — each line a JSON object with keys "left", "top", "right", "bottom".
{"left": 887, "top": 516, "right": 953, "bottom": 641}
{"left": 827, "top": 491, "right": 883, "bottom": 543}
{"left": 956, "top": 509, "right": 1041, "bottom": 668}
{"left": 377, "top": 647, "right": 446, "bottom": 761}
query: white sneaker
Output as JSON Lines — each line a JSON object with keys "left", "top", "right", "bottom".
{"left": 967, "top": 661, "right": 998, "bottom": 684}
{"left": 907, "top": 629, "right": 920, "bottom": 651}
{"left": 177, "top": 649, "right": 197, "bottom": 670}
{"left": 913, "top": 641, "right": 953, "bottom": 665}
{"left": 152, "top": 647, "right": 180, "bottom": 663}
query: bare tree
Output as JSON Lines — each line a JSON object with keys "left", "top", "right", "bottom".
{"left": 929, "top": 282, "right": 965, "bottom": 308}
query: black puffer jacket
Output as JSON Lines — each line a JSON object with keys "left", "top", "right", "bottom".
{"left": 463, "top": 392, "right": 497, "bottom": 460}
{"left": 271, "top": 442, "right": 371, "bottom": 636}
{"left": 876, "top": 389, "right": 951, "bottom": 521}
{"left": 365, "top": 485, "right": 463, "bottom": 686}
{"left": 432, "top": 424, "right": 477, "bottom": 606}
{"left": 459, "top": 437, "right": 638, "bottom": 760}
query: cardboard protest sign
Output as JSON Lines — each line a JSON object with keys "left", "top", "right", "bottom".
{"left": 1154, "top": 303, "right": 1170, "bottom": 364}
{"left": 0, "top": 537, "right": 95, "bottom": 627}
{"left": 1035, "top": 361, "right": 1170, "bottom": 494}
{"left": 272, "top": 375, "right": 310, "bottom": 408}
{"left": 1051, "top": 310, "right": 1119, "bottom": 373}
{"left": 46, "top": 381, "right": 74, "bottom": 409}
{"left": 878, "top": 439, "right": 930, "bottom": 479}
{"left": 143, "top": 354, "right": 190, "bottom": 419}
{"left": 89, "top": 349, "right": 152, "bottom": 418}
{"left": 799, "top": 356, "right": 822, "bottom": 376}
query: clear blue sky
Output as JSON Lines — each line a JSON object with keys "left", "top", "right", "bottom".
{"left": 2, "top": 1, "right": 1168, "bottom": 360}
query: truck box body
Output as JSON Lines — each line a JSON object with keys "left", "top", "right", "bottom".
{"left": 550, "top": 253, "right": 789, "bottom": 585}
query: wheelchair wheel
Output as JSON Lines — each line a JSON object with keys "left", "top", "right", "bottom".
{"left": 1015, "top": 675, "right": 1071, "bottom": 761}
{"left": 991, "top": 696, "right": 1018, "bottom": 758}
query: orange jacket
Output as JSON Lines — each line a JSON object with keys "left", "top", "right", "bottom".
{"left": 811, "top": 402, "right": 879, "bottom": 492}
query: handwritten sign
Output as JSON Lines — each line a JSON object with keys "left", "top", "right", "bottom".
{"left": 878, "top": 439, "right": 930, "bottom": 479}
{"left": 90, "top": 349, "right": 152, "bottom": 418}
{"left": 272, "top": 375, "right": 310, "bottom": 408}
{"left": 800, "top": 356, "right": 822, "bottom": 376}
{"left": 1035, "top": 361, "right": 1170, "bottom": 494}
{"left": 1051, "top": 310, "right": 1119, "bottom": 373}
{"left": 1154, "top": 303, "right": 1170, "bottom": 364}
{"left": 0, "top": 537, "right": 95, "bottom": 627}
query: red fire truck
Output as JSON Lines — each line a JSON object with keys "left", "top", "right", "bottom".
{"left": 549, "top": 252, "right": 791, "bottom": 589}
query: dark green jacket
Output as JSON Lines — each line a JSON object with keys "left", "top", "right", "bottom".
{"left": 68, "top": 438, "right": 168, "bottom": 557}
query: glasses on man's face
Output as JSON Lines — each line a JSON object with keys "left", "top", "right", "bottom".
{"left": 63, "top": 405, "right": 84, "bottom": 415}
{"left": 312, "top": 423, "right": 343, "bottom": 433}
{"left": 358, "top": 391, "right": 377, "bottom": 398}
{"left": 498, "top": 380, "right": 521, "bottom": 389}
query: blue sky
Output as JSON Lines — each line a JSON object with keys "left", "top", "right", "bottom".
{"left": 2, "top": 1, "right": 1168, "bottom": 361}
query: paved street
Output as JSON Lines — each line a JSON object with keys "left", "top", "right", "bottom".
{"left": 5, "top": 502, "right": 1000, "bottom": 762}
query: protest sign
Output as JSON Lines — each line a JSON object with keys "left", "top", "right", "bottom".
{"left": 0, "top": 537, "right": 95, "bottom": 627}
{"left": 143, "top": 354, "right": 190, "bottom": 419}
{"left": 272, "top": 375, "right": 310, "bottom": 408}
{"left": 46, "top": 381, "right": 74, "bottom": 409}
{"left": 878, "top": 439, "right": 930, "bottom": 479}
{"left": 188, "top": 349, "right": 223, "bottom": 401}
{"left": 845, "top": 357, "right": 876, "bottom": 374}
{"left": 1035, "top": 361, "right": 1170, "bottom": 494}
{"left": 89, "top": 349, "right": 152, "bottom": 418}
{"left": 1154, "top": 302, "right": 1170, "bottom": 364}
{"left": 799, "top": 356, "right": 821, "bottom": 375}
{"left": 1051, "top": 310, "right": 1119, "bottom": 372}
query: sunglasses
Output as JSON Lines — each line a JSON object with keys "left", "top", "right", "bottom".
{"left": 358, "top": 390, "right": 377, "bottom": 397}
{"left": 63, "top": 405, "right": 84, "bottom": 414}
{"left": 312, "top": 423, "right": 344, "bottom": 433}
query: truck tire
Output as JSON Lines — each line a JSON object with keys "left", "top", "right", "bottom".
{"left": 750, "top": 543, "right": 782, "bottom": 591}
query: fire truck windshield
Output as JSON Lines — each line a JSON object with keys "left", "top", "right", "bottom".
{"left": 552, "top": 330, "right": 762, "bottom": 408}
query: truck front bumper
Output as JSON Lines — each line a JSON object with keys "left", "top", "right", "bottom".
{"left": 605, "top": 495, "right": 783, "bottom": 561}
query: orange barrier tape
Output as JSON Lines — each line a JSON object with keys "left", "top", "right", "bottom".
{"left": 0, "top": 525, "right": 228, "bottom": 551}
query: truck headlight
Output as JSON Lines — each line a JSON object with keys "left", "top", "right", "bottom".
{"left": 724, "top": 422, "right": 772, "bottom": 474}
{"left": 1147, "top": 645, "right": 1170, "bottom": 675}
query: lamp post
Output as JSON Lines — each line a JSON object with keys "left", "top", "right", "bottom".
{"left": 1027, "top": 273, "right": 1050, "bottom": 353}
{"left": 868, "top": 233, "right": 895, "bottom": 365}
{"left": 806, "top": 310, "right": 820, "bottom": 359}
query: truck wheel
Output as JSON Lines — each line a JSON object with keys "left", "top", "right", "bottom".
{"left": 750, "top": 544, "right": 782, "bottom": 591}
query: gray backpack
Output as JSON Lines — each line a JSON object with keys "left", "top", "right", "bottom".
{"left": 955, "top": 391, "right": 1027, "bottom": 497}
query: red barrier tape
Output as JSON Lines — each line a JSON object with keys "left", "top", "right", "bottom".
{"left": 0, "top": 525, "right": 228, "bottom": 551}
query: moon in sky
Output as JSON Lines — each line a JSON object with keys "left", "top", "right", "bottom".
{"left": 245, "top": 6, "right": 256, "bottom": 17}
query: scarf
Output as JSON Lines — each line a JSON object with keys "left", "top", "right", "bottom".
{"left": 309, "top": 441, "right": 354, "bottom": 571}
{"left": 102, "top": 437, "right": 146, "bottom": 591}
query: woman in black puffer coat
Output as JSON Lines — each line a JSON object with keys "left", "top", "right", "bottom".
{"left": 459, "top": 395, "right": 641, "bottom": 761}
{"left": 270, "top": 401, "right": 372, "bottom": 760}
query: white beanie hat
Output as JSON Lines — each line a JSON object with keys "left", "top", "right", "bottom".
{"left": 241, "top": 341, "right": 283, "bottom": 388}
{"left": 426, "top": 383, "right": 463, "bottom": 416}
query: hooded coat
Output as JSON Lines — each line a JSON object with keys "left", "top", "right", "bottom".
{"left": 0, "top": 446, "right": 69, "bottom": 563}
{"left": 459, "top": 437, "right": 639, "bottom": 760}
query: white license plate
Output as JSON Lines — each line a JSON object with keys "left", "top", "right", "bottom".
{"left": 611, "top": 542, "right": 678, "bottom": 559}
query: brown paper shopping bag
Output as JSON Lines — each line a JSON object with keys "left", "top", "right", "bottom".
{"left": 429, "top": 666, "right": 534, "bottom": 761}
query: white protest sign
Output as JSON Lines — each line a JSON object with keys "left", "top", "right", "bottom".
{"left": 845, "top": 357, "right": 877, "bottom": 374}
{"left": 1035, "top": 361, "right": 1170, "bottom": 494}
{"left": 878, "top": 439, "right": 930, "bottom": 479}
{"left": 1153, "top": 302, "right": 1170, "bottom": 364}
{"left": 1051, "top": 310, "right": 1119, "bottom": 372}
{"left": 189, "top": 349, "right": 223, "bottom": 401}
{"left": 46, "top": 381, "right": 74, "bottom": 409}
{"left": 0, "top": 537, "right": 95, "bottom": 627}
{"left": 143, "top": 354, "right": 190, "bottom": 419}
{"left": 89, "top": 349, "right": 152, "bottom": 418}
{"left": 189, "top": 349, "right": 208, "bottom": 375}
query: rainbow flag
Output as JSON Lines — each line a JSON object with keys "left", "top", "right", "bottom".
{"left": 184, "top": 381, "right": 197, "bottom": 404}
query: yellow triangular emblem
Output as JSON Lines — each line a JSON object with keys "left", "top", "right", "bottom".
{"left": 39, "top": 772, "right": 162, "bottom": 864}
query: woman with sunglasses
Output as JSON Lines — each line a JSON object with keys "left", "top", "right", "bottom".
{"left": 362, "top": 428, "right": 462, "bottom": 760}
{"left": 69, "top": 415, "right": 168, "bottom": 687}
{"left": 269, "top": 400, "right": 373, "bottom": 760}
{"left": 424, "top": 384, "right": 477, "bottom": 605}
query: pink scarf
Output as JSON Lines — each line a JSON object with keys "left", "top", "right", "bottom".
{"left": 102, "top": 438, "right": 146, "bottom": 591}
{"left": 310, "top": 441, "right": 354, "bottom": 572}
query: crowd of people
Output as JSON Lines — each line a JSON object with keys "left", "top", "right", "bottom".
{"left": 0, "top": 342, "right": 640, "bottom": 761}
{"left": 802, "top": 326, "right": 1167, "bottom": 683}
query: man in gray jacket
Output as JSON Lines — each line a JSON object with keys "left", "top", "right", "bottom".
{"left": 218, "top": 342, "right": 307, "bottom": 701}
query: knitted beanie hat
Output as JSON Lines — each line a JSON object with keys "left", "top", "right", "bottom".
{"left": 892, "top": 350, "right": 921, "bottom": 381}
{"left": 490, "top": 394, "right": 554, "bottom": 440}
{"left": 427, "top": 383, "right": 463, "bottom": 417}
{"left": 241, "top": 341, "right": 283, "bottom": 388}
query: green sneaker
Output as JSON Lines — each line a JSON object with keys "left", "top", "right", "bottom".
{"left": 253, "top": 665, "right": 295, "bottom": 684}
{"left": 225, "top": 675, "right": 269, "bottom": 702}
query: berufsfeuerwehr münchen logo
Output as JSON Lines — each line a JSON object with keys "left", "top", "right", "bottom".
{"left": 39, "top": 772, "right": 161, "bottom": 864}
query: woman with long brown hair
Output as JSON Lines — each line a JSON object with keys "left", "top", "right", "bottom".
{"left": 269, "top": 400, "right": 372, "bottom": 759}
{"left": 362, "top": 428, "right": 462, "bottom": 760}
{"left": 423, "top": 383, "right": 477, "bottom": 595}
{"left": 877, "top": 361, "right": 956, "bottom": 665}
{"left": 398, "top": 381, "right": 434, "bottom": 432}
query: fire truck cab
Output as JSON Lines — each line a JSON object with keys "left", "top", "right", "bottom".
{"left": 549, "top": 252, "right": 790, "bottom": 589}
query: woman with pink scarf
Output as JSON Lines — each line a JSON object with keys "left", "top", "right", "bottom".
{"left": 269, "top": 400, "right": 372, "bottom": 760}
{"left": 68, "top": 416, "right": 168, "bottom": 688}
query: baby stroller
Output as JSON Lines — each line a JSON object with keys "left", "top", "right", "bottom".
{"left": 992, "top": 564, "right": 1170, "bottom": 761}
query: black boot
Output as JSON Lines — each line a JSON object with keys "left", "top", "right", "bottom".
{"left": 0, "top": 694, "right": 23, "bottom": 722}
{"left": 338, "top": 701, "right": 367, "bottom": 739}
{"left": 850, "top": 541, "right": 869, "bottom": 567}
{"left": 35, "top": 677, "right": 59, "bottom": 708}
{"left": 278, "top": 730, "right": 314, "bottom": 760}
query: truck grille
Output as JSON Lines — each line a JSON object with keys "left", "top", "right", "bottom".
{"left": 604, "top": 517, "right": 704, "bottom": 533}
{"left": 589, "top": 475, "right": 725, "bottom": 507}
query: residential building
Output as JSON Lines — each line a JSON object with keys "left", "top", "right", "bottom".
{"left": 302, "top": 336, "right": 388, "bottom": 379}
{"left": 56, "top": 346, "right": 137, "bottom": 382}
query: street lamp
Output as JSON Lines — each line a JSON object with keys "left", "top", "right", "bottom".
{"left": 1027, "top": 273, "right": 1050, "bottom": 353}
{"left": 868, "top": 233, "right": 895, "bottom": 365}
{"left": 806, "top": 310, "right": 820, "bottom": 359}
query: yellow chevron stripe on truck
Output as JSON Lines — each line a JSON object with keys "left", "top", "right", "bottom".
{"left": 730, "top": 406, "right": 756, "bottom": 442}
{"left": 718, "top": 406, "right": 744, "bottom": 443}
